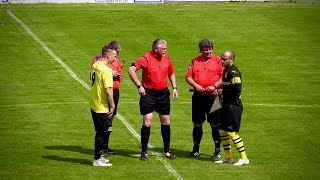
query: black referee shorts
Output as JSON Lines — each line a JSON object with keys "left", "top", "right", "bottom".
{"left": 192, "top": 93, "right": 220, "bottom": 124}
{"left": 139, "top": 88, "right": 170, "bottom": 115}
{"left": 113, "top": 89, "right": 120, "bottom": 115}
{"left": 220, "top": 104, "right": 243, "bottom": 132}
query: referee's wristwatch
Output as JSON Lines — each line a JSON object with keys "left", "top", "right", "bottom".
{"left": 137, "top": 84, "right": 142, "bottom": 89}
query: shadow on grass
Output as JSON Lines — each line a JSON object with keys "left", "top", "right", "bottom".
{"left": 43, "top": 145, "right": 215, "bottom": 163}
{"left": 42, "top": 155, "right": 92, "bottom": 165}
{"left": 44, "top": 145, "right": 142, "bottom": 164}
{"left": 150, "top": 147, "right": 216, "bottom": 162}
{"left": 45, "top": 145, "right": 93, "bottom": 155}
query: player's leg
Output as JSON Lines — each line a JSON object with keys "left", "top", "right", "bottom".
{"left": 140, "top": 113, "right": 152, "bottom": 161}
{"left": 190, "top": 94, "right": 206, "bottom": 157}
{"left": 104, "top": 89, "right": 120, "bottom": 154}
{"left": 208, "top": 108, "right": 221, "bottom": 159}
{"left": 159, "top": 114, "right": 175, "bottom": 159}
{"left": 91, "top": 110, "right": 112, "bottom": 166}
{"left": 139, "top": 89, "right": 156, "bottom": 161}
{"left": 214, "top": 129, "right": 233, "bottom": 164}
{"left": 157, "top": 88, "right": 175, "bottom": 159}
{"left": 228, "top": 106, "right": 249, "bottom": 165}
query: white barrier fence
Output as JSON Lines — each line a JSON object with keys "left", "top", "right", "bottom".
{"left": 1, "top": 0, "right": 165, "bottom": 3}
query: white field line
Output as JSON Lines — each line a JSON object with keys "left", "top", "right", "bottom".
{"left": 7, "top": 10, "right": 183, "bottom": 180}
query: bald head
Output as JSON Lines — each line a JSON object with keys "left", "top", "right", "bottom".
{"left": 221, "top": 50, "right": 235, "bottom": 67}
{"left": 222, "top": 50, "right": 235, "bottom": 61}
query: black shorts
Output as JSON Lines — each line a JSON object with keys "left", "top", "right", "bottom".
{"left": 139, "top": 88, "right": 170, "bottom": 115}
{"left": 91, "top": 109, "right": 112, "bottom": 132}
{"left": 192, "top": 93, "right": 220, "bottom": 125}
{"left": 220, "top": 104, "right": 243, "bottom": 132}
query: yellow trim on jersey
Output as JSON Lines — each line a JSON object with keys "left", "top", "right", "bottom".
{"left": 90, "top": 61, "right": 113, "bottom": 113}
{"left": 231, "top": 77, "right": 241, "bottom": 84}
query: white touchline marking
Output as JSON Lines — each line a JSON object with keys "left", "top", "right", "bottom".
{"left": 7, "top": 10, "right": 183, "bottom": 180}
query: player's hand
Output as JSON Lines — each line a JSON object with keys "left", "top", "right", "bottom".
{"left": 138, "top": 86, "right": 146, "bottom": 96}
{"left": 172, "top": 89, "right": 178, "bottom": 100}
{"left": 205, "top": 85, "right": 215, "bottom": 92}
{"left": 113, "top": 71, "right": 122, "bottom": 77}
{"left": 106, "top": 108, "right": 114, "bottom": 119}
{"left": 217, "top": 89, "right": 223, "bottom": 95}
{"left": 194, "top": 84, "right": 205, "bottom": 92}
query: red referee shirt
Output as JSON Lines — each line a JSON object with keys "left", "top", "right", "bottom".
{"left": 133, "top": 51, "right": 174, "bottom": 90}
{"left": 186, "top": 54, "right": 223, "bottom": 96}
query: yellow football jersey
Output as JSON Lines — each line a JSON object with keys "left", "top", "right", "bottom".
{"left": 89, "top": 61, "right": 113, "bottom": 113}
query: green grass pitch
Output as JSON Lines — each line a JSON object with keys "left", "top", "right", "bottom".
{"left": 0, "top": 2, "right": 319, "bottom": 179}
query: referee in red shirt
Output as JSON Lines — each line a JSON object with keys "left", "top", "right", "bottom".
{"left": 186, "top": 39, "right": 224, "bottom": 159}
{"left": 128, "top": 38, "right": 178, "bottom": 161}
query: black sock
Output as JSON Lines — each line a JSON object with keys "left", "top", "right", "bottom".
{"left": 192, "top": 126, "right": 203, "bottom": 151}
{"left": 94, "top": 131, "right": 108, "bottom": 160}
{"left": 141, "top": 125, "right": 150, "bottom": 153}
{"left": 161, "top": 124, "right": 171, "bottom": 153}
{"left": 211, "top": 126, "right": 221, "bottom": 151}
{"left": 105, "top": 131, "right": 111, "bottom": 149}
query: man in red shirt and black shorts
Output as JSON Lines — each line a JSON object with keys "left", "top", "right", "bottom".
{"left": 186, "top": 39, "right": 224, "bottom": 159}
{"left": 128, "top": 38, "right": 179, "bottom": 161}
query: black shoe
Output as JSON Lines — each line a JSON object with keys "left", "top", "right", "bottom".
{"left": 189, "top": 150, "right": 200, "bottom": 157}
{"left": 100, "top": 149, "right": 107, "bottom": 157}
{"left": 164, "top": 152, "right": 176, "bottom": 160}
{"left": 139, "top": 152, "right": 148, "bottom": 161}
{"left": 106, "top": 148, "right": 115, "bottom": 154}
{"left": 211, "top": 151, "right": 222, "bottom": 159}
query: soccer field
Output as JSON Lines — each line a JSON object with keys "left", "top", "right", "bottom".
{"left": 1, "top": 2, "right": 320, "bottom": 179}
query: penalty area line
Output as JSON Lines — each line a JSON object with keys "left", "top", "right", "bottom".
{"left": 7, "top": 10, "right": 183, "bottom": 180}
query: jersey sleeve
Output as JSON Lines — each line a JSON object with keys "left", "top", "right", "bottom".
{"left": 168, "top": 59, "right": 174, "bottom": 76}
{"left": 103, "top": 68, "right": 113, "bottom": 89}
{"left": 133, "top": 56, "right": 148, "bottom": 70}
{"left": 229, "top": 69, "right": 242, "bottom": 97}
{"left": 185, "top": 60, "right": 194, "bottom": 78}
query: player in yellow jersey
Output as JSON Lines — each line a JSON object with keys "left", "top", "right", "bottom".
{"left": 90, "top": 44, "right": 118, "bottom": 167}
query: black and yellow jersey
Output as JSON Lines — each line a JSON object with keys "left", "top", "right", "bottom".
{"left": 222, "top": 65, "right": 242, "bottom": 107}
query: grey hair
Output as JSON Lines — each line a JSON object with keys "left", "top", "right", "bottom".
{"left": 152, "top": 38, "right": 167, "bottom": 50}
{"left": 108, "top": 40, "right": 121, "bottom": 52}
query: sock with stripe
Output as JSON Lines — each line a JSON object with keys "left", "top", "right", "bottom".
{"left": 219, "top": 129, "right": 232, "bottom": 159}
{"left": 228, "top": 131, "right": 248, "bottom": 160}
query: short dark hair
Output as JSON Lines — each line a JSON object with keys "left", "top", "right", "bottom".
{"left": 101, "top": 44, "right": 117, "bottom": 58}
{"left": 199, "top": 39, "right": 214, "bottom": 50}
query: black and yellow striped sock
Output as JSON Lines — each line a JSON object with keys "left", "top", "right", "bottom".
{"left": 228, "top": 132, "right": 248, "bottom": 160}
{"left": 219, "top": 130, "right": 232, "bottom": 159}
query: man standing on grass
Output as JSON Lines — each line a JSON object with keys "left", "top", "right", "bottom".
{"left": 186, "top": 39, "right": 223, "bottom": 159}
{"left": 128, "top": 38, "right": 178, "bottom": 161}
{"left": 215, "top": 50, "right": 249, "bottom": 166}
{"left": 90, "top": 44, "right": 117, "bottom": 167}
{"left": 91, "top": 41, "right": 124, "bottom": 155}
